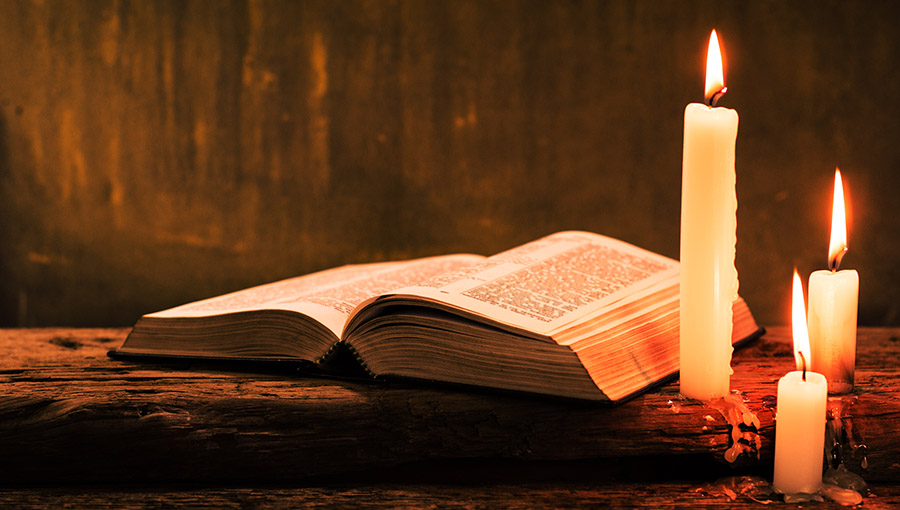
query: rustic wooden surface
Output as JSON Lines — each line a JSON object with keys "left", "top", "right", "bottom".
{"left": 0, "top": 326, "right": 898, "bottom": 492}
{"left": 1, "top": 483, "right": 899, "bottom": 510}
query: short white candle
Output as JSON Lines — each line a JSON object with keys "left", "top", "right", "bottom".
{"left": 680, "top": 29, "right": 739, "bottom": 400}
{"left": 773, "top": 370, "right": 828, "bottom": 494}
{"left": 773, "top": 270, "right": 828, "bottom": 495}
{"left": 808, "top": 169, "right": 859, "bottom": 394}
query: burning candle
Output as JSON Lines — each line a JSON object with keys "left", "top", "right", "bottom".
{"left": 679, "top": 29, "right": 739, "bottom": 400}
{"left": 773, "top": 270, "right": 828, "bottom": 495}
{"left": 808, "top": 168, "right": 859, "bottom": 394}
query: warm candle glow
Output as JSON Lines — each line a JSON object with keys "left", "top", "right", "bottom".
{"left": 679, "top": 29, "right": 739, "bottom": 400}
{"left": 704, "top": 29, "right": 727, "bottom": 105}
{"left": 809, "top": 167, "right": 858, "bottom": 394}
{"left": 792, "top": 269, "right": 811, "bottom": 372}
{"left": 829, "top": 168, "right": 848, "bottom": 271}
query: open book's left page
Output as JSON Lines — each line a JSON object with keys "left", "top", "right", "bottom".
{"left": 148, "top": 255, "right": 480, "bottom": 336}
{"left": 118, "top": 254, "right": 482, "bottom": 360}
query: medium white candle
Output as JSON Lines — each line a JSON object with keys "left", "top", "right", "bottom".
{"left": 773, "top": 270, "right": 828, "bottom": 495}
{"left": 808, "top": 169, "right": 858, "bottom": 394}
{"left": 680, "top": 29, "right": 739, "bottom": 400}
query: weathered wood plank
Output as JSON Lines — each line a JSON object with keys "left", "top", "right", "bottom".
{"left": 0, "top": 327, "right": 898, "bottom": 485}
{"left": 1, "top": 483, "right": 899, "bottom": 510}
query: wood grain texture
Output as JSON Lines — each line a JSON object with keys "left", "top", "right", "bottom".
{"left": 0, "top": 1, "right": 899, "bottom": 328}
{"left": 1, "top": 483, "right": 899, "bottom": 510}
{"left": 0, "top": 326, "right": 898, "bottom": 487}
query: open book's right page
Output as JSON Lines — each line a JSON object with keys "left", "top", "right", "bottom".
{"left": 389, "top": 231, "right": 680, "bottom": 337}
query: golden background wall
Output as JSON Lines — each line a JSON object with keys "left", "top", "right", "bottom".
{"left": 0, "top": 0, "right": 897, "bottom": 327}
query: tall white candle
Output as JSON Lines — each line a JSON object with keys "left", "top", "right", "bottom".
{"left": 808, "top": 168, "right": 858, "bottom": 394}
{"left": 773, "top": 270, "right": 828, "bottom": 494}
{"left": 680, "top": 29, "right": 739, "bottom": 400}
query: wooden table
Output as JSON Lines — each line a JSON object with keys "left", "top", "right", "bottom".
{"left": 1, "top": 327, "right": 898, "bottom": 508}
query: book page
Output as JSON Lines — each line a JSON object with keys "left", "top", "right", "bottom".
{"left": 148, "top": 254, "right": 483, "bottom": 336}
{"left": 386, "top": 231, "right": 679, "bottom": 336}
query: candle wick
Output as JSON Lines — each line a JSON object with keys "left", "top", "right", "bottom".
{"left": 829, "top": 247, "right": 847, "bottom": 272}
{"left": 799, "top": 351, "right": 807, "bottom": 382}
{"left": 705, "top": 86, "right": 727, "bottom": 107}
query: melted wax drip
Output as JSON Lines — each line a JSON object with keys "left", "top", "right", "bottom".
{"left": 755, "top": 395, "right": 868, "bottom": 506}
{"left": 766, "top": 396, "right": 868, "bottom": 505}
{"left": 709, "top": 391, "right": 761, "bottom": 463}
{"left": 820, "top": 466, "right": 866, "bottom": 506}
{"left": 667, "top": 399, "right": 682, "bottom": 414}
{"left": 826, "top": 395, "right": 868, "bottom": 474}
{"left": 701, "top": 475, "right": 777, "bottom": 504}
{"left": 818, "top": 395, "right": 868, "bottom": 505}
{"left": 703, "top": 474, "right": 865, "bottom": 506}
{"left": 696, "top": 394, "right": 869, "bottom": 505}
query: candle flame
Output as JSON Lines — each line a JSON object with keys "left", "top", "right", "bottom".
{"left": 829, "top": 168, "right": 848, "bottom": 271}
{"left": 791, "top": 269, "right": 811, "bottom": 372}
{"left": 704, "top": 29, "right": 727, "bottom": 106}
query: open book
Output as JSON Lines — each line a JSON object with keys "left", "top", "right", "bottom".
{"left": 114, "top": 231, "right": 761, "bottom": 402}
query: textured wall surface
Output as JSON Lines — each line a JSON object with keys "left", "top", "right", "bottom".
{"left": 0, "top": 0, "right": 898, "bottom": 327}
